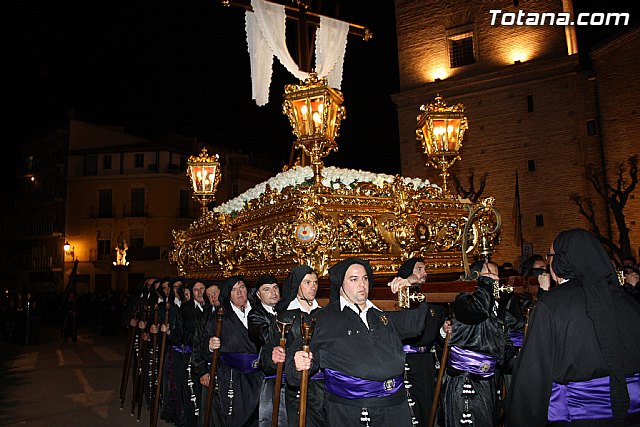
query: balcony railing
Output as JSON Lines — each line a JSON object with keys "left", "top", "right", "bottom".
{"left": 87, "top": 247, "right": 163, "bottom": 262}
{"left": 90, "top": 206, "right": 115, "bottom": 218}
{"left": 29, "top": 256, "right": 63, "bottom": 272}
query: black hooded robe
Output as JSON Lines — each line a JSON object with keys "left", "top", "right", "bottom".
{"left": 288, "top": 258, "right": 428, "bottom": 426}
{"left": 505, "top": 280, "right": 640, "bottom": 427}
{"left": 196, "top": 276, "right": 261, "bottom": 427}
{"left": 269, "top": 265, "right": 326, "bottom": 427}
{"left": 440, "top": 277, "right": 506, "bottom": 427}
{"left": 397, "top": 257, "right": 447, "bottom": 425}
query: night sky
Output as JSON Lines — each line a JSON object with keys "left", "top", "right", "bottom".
{"left": 3, "top": 0, "right": 638, "bottom": 177}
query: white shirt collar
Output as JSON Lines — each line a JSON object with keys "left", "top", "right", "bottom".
{"left": 287, "top": 297, "right": 319, "bottom": 313}
{"left": 339, "top": 295, "right": 380, "bottom": 329}
{"left": 231, "top": 300, "right": 252, "bottom": 328}
{"left": 261, "top": 302, "right": 277, "bottom": 315}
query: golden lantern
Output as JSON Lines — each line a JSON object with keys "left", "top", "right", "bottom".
{"left": 283, "top": 72, "right": 346, "bottom": 187}
{"left": 187, "top": 147, "right": 222, "bottom": 214}
{"left": 416, "top": 94, "right": 468, "bottom": 193}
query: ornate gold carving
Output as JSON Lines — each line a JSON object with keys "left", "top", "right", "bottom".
{"left": 170, "top": 174, "right": 501, "bottom": 280}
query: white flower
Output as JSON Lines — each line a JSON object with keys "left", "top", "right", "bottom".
{"left": 213, "top": 166, "right": 437, "bottom": 215}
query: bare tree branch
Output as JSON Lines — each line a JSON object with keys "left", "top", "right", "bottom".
{"left": 571, "top": 155, "right": 638, "bottom": 261}
{"left": 451, "top": 168, "right": 488, "bottom": 202}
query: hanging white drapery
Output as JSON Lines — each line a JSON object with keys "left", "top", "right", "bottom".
{"left": 315, "top": 15, "right": 349, "bottom": 90}
{"left": 245, "top": 0, "right": 349, "bottom": 106}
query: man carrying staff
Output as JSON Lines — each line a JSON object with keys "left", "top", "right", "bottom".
{"left": 292, "top": 257, "right": 429, "bottom": 426}
{"left": 202, "top": 276, "right": 261, "bottom": 427}
{"left": 272, "top": 265, "right": 325, "bottom": 427}
{"left": 247, "top": 274, "right": 287, "bottom": 427}
{"left": 506, "top": 228, "right": 640, "bottom": 426}
{"left": 396, "top": 257, "right": 450, "bottom": 426}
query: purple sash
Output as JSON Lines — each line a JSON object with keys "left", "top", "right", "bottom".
{"left": 447, "top": 346, "right": 497, "bottom": 378}
{"left": 219, "top": 352, "right": 260, "bottom": 373}
{"left": 324, "top": 368, "right": 403, "bottom": 399}
{"left": 403, "top": 345, "right": 428, "bottom": 354}
{"left": 264, "top": 373, "right": 286, "bottom": 380}
{"left": 548, "top": 373, "right": 640, "bottom": 422}
{"left": 171, "top": 345, "right": 192, "bottom": 354}
{"left": 508, "top": 331, "right": 524, "bottom": 348}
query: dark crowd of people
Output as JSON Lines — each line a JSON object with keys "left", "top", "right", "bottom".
{"left": 6, "top": 227, "right": 635, "bottom": 426}
{"left": 119, "top": 227, "right": 640, "bottom": 427}
{"left": 1, "top": 287, "right": 133, "bottom": 346}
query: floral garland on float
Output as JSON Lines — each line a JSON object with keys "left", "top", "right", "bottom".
{"left": 214, "top": 165, "right": 439, "bottom": 215}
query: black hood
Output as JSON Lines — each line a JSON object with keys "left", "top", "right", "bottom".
{"left": 398, "top": 257, "right": 424, "bottom": 279}
{"left": 328, "top": 258, "right": 375, "bottom": 303}
{"left": 551, "top": 228, "right": 629, "bottom": 423}
{"left": 220, "top": 275, "right": 246, "bottom": 305}
{"left": 251, "top": 274, "right": 278, "bottom": 305}
{"left": 276, "top": 265, "right": 314, "bottom": 313}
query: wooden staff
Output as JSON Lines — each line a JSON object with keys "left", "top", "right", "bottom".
{"left": 149, "top": 304, "right": 160, "bottom": 402}
{"left": 131, "top": 305, "right": 150, "bottom": 416}
{"left": 428, "top": 308, "right": 452, "bottom": 427}
{"left": 271, "top": 317, "right": 294, "bottom": 427}
{"left": 298, "top": 315, "right": 314, "bottom": 427}
{"left": 120, "top": 305, "right": 140, "bottom": 408}
{"left": 524, "top": 306, "right": 532, "bottom": 338}
{"left": 151, "top": 300, "right": 171, "bottom": 427}
{"left": 203, "top": 306, "right": 225, "bottom": 427}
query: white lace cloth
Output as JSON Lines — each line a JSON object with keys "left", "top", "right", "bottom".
{"left": 245, "top": 0, "right": 349, "bottom": 106}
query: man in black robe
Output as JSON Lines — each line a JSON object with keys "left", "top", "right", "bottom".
{"left": 440, "top": 259, "right": 506, "bottom": 427}
{"left": 268, "top": 265, "right": 325, "bottom": 427}
{"left": 397, "top": 257, "right": 449, "bottom": 426}
{"left": 505, "top": 228, "right": 640, "bottom": 426}
{"left": 202, "top": 276, "right": 261, "bottom": 427}
{"left": 292, "top": 257, "right": 428, "bottom": 426}
{"left": 180, "top": 279, "right": 208, "bottom": 427}
{"left": 247, "top": 274, "right": 287, "bottom": 427}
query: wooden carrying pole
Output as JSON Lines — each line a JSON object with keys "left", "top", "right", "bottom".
{"left": 120, "top": 306, "right": 139, "bottom": 408}
{"left": 271, "top": 318, "right": 293, "bottom": 427}
{"left": 203, "top": 306, "right": 225, "bottom": 427}
{"left": 151, "top": 301, "right": 171, "bottom": 427}
{"left": 428, "top": 330, "right": 451, "bottom": 427}
{"left": 298, "top": 316, "right": 314, "bottom": 427}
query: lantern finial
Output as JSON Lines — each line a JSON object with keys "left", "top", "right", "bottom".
{"left": 416, "top": 94, "right": 468, "bottom": 193}
{"left": 283, "top": 75, "right": 346, "bottom": 188}
{"left": 186, "top": 147, "right": 222, "bottom": 214}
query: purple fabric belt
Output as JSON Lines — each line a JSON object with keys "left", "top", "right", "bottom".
{"left": 323, "top": 368, "right": 403, "bottom": 400}
{"left": 264, "top": 373, "right": 285, "bottom": 380}
{"left": 403, "top": 345, "right": 428, "bottom": 354}
{"left": 447, "top": 346, "right": 497, "bottom": 378}
{"left": 219, "top": 352, "right": 260, "bottom": 373}
{"left": 548, "top": 373, "right": 640, "bottom": 422}
{"left": 171, "top": 345, "right": 192, "bottom": 354}
{"left": 508, "top": 331, "right": 524, "bottom": 348}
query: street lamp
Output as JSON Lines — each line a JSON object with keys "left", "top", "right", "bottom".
{"left": 416, "top": 94, "right": 468, "bottom": 193}
{"left": 282, "top": 72, "right": 346, "bottom": 188}
{"left": 64, "top": 241, "right": 75, "bottom": 261}
{"left": 187, "top": 147, "right": 222, "bottom": 214}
